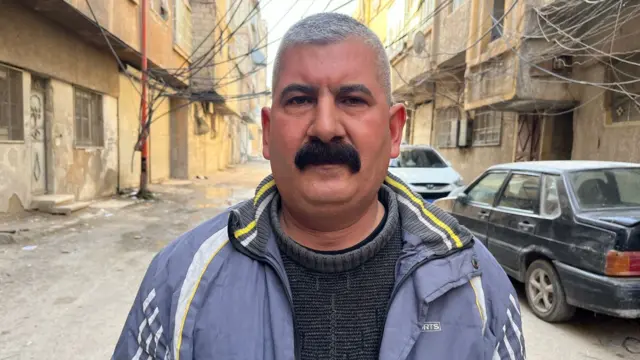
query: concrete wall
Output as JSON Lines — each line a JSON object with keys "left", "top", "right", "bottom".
{"left": 149, "top": 95, "right": 171, "bottom": 183}
{"left": 117, "top": 73, "right": 142, "bottom": 189}
{"left": 411, "top": 102, "right": 434, "bottom": 145}
{"left": 50, "top": 80, "right": 119, "bottom": 201}
{"left": 68, "top": 0, "right": 188, "bottom": 69}
{"left": 571, "top": 63, "right": 640, "bottom": 163}
{"left": 0, "top": 2, "right": 119, "bottom": 97}
{"left": 187, "top": 109, "right": 234, "bottom": 178}
{"left": 0, "top": 71, "right": 32, "bottom": 213}
{"left": 435, "top": 0, "right": 471, "bottom": 66}
{"left": 438, "top": 112, "right": 517, "bottom": 184}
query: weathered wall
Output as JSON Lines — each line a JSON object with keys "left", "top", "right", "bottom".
{"left": 117, "top": 73, "right": 142, "bottom": 189}
{"left": 0, "top": 71, "right": 32, "bottom": 213}
{"left": 149, "top": 94, "right": 171, "bottom": 183}
{"left": 247, "top": 123, "right": 263, "bottom": 158}
{"left": 68, "top": 0, "right": 188, "bottom": 69}
{"left": 571, "top": 63, "right": 640, "bottom": 162}
{"left": 51, "top": 80, "right": 118, "bottom": 201}
{"left": 438, "top": 112, "right": 517, "bottom": 184}
{"left": 187, "top": 110, "right": 233, "bottom": 178}
{"left": 0, "top": 2, "right": 119, "bottom": 97}
{"left": 435, "top": 0, "right": 470, "bottom": 66}
{"left": 411, "top": 102, "right": 434, "bottom": 145}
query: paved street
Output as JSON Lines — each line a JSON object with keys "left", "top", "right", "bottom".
{"left": 0, "top": 160, "right": 638, "bottom": 359}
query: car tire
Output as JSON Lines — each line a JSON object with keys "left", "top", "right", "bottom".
{"left": 524, "top": 260, "right": 576, "bottom": 322}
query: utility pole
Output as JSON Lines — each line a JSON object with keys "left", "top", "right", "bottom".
{"left": 139, "top": 0, "right": 150, "bottom": 197}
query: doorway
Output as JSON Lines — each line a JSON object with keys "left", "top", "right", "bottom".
{"left": 30, "top": 77, "right": 47, "bottom": 195}
{"left": 514, "top": 114, "right": 542, "bottom": 162}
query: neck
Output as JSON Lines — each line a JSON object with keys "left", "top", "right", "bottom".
{"left": 279, "top": 195, "right": 385, "bottom": 252}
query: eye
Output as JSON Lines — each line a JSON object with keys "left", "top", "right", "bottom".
{"left": 285, "top": 96, "right": 314, "bottom": 106}
{"left": 341, "top": 97, "right": 367, "bottom": 106}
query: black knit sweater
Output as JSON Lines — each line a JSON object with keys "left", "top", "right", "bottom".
{"left": 271, "top": 187, "right": 402, "bottom": 360}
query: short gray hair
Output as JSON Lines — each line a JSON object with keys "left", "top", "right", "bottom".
{"left": 272, "top": 12, "right": 392, "bottom": 104}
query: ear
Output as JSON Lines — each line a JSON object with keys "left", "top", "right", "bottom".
{"left": 388, "top": 103, "right": 407, "bottom": 158}
{"left": 261, "top": 107, "right": 272, "bottom": 160}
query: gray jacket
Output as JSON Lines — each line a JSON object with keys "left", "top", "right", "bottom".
{"left": 112, "top": 173, "right": 526, "bottom": 360}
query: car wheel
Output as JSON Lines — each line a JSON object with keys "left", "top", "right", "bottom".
{"left": 525, "top": 260, "right": 575, "bottom": 322}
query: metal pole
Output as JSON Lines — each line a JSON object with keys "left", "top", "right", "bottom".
{"left": 139, "top": 0, "right": 149, "bottom": 195}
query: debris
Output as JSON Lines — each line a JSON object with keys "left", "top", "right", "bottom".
{"left": 105, "top": 213, "right": 114, "bottom": 217}
{"left": 61, "top": 249, "right": 71, "bottom": 254}
{"left": 623, "top": 337, "right": 640, "bottom": 354}
{"left": 22, "top": 245, "right": 37, "bottom": 251}
{"left": 0, "top": 233, "right": 16, "bottom": 245}
{"left": 134, "top": 235, "right": 142, "bottom": 240}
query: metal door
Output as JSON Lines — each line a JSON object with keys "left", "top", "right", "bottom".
{"left": 30, "top": 79, "right": 46, "bottom": 195}
{"left": 515, "top": 114, "right": 541, "bottom": 162}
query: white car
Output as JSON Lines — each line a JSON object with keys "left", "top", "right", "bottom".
{"left": 389, "top": 145, "right": 465, "bottom": 203}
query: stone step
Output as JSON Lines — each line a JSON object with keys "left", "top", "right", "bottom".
{"left": 46, "top": 201, "right": 92, "bottom": 216}
{"left": 31, "top": 194, "right": 75, "bottom": 211}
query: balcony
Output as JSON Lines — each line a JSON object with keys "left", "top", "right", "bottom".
{"left": 21, "top": 0, "right": 189, "bottom": 88}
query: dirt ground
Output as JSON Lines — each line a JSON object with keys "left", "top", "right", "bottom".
{"left": 0, "top": 159, "right": 638, "bottom": 360}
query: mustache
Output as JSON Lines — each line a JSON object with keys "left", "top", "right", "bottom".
{"left": 294, "top": 138, "right": 361, "bottom": 173}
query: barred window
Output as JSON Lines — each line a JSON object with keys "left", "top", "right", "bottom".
{"left": 472, "top": 110, "right": 502, "bottom": 146}
{"left": 435, "top": 107, "right": 459, "bottom": 148}
{"left": 609, "top": 60, "right": 640, "bottom": 124}
{"left": 0, "top": 65, "right": 24, "bottom": 141}
{"left": 74, "top": 87, "right": 103, "bottom": 147}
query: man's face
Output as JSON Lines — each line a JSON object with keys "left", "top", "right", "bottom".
{"left": 262, "top": 37, "right": 406, "bottom": 209}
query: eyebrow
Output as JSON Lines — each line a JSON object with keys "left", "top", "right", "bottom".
{"left": 279, "top": 84, "right": 318, "bottom": 99}
{"left": 335, "top": 84, "right": 373, "bottom": 98}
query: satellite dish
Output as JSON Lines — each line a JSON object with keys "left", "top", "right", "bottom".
{"left": 413, "top": 31, "right": 426, "bottom": 55}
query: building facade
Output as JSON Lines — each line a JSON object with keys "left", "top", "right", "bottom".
{"left": 356, "top": 0, "right": 640, "bottom": 184}
{"left": 0, "top": 0, "right": 269, "bottom": 213}
{"left": 0, "top": 0, "right": 191, "bottom": 212}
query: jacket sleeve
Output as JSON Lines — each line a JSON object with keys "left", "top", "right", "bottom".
{"left": 112, "top": 253, "right": 172, "bottom": 360}
{"left": 492, "top": 293, "right": 526, "bottom": 360}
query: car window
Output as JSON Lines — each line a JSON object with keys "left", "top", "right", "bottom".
{"left": 390, "top": 148, "right": 446, "bottom": 168}
{"left": 540, "top": 175, "right": 562, "bottom": 218}
{"left": 467, "top": 172, "right": 508, "bottom": 205}
{"left": 497, "top": 174, "right": 540, "bottom": 213}
{"left": 569, "top": 168, "right": 640, "bottom": 209}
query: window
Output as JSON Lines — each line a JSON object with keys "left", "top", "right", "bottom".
{"left": 0, "top": 65, "right": 23, "bottom": 141}
{"left": 74, "top": 87, "right": 103, "bottom": 147}
{"left": 491, "top": 0, "right": 505, "bottom": 41}
{"left": 467, "top": 172, "right": 509, "bottom": 205}
{"left": 609, "top": 60, "right": 640, "bottom": 124}
{"left": 569, "top": 168, "right": 640, "bottom": 210}
{"left": 435, "top": 107, "right": 459, "bottom": 148}
{"left": 472, "top": 110, "right": 502, "bottom": 146}
{"left": 152, "top": 0, "right": 170, "bottom": 20}
{"left": 541, "top": 175, "right": 562, "bottom": 218}
{"left": 498, "top": 174, "right": 540, "bottom": 213}
{"left": 389, "top": 148, "right": 446, "bottom": 168}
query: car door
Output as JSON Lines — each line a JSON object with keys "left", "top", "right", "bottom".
{"left": 487, "top": 172, "right": 542, "bottom": 277}
{"left": 452, "top": 171, "right": 510, "bottom": 246}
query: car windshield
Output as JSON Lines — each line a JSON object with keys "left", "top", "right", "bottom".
{"left": 389, "top": 148, "right": 447, "bottom": 168}
{"left": 568, "top": 168, "right": 640, "bottom": 210}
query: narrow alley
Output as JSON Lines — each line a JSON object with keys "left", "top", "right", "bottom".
{"left": 0, "top": 161, "right": 637, "bottom": 359}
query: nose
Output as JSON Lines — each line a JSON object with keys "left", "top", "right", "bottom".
{"left": 306, "top": 92, "right": 346, "bottom": 142}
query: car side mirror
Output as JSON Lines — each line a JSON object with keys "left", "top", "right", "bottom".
{"left": 456, "top": 193, "right": 470, "bottom": 206}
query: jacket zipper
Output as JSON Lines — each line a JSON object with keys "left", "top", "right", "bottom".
{"left": 263, "top": 256, "right": 301, "bottom": 360}
{"left": 378, "top": 241, "right": 475, "bottom": 352}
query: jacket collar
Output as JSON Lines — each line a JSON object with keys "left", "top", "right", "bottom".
{"left": 228, "top": 172, "right": 474, "bottom": 264}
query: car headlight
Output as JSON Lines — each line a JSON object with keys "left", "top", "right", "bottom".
{"left": 453, "top": 178, "right": 464, "bottom": 187}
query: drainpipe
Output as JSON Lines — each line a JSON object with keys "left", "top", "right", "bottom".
{"left": 139, "top": 0, "right": 149, "bottom": 195}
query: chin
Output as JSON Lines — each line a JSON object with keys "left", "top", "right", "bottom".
{"left": 299, "top": 178, "right": 357, "bottom": 206}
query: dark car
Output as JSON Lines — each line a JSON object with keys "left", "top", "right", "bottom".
{"left": 436, "top": 161, "right": 640, "bottom": 322}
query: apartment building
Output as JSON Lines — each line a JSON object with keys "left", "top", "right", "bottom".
{"left": 357, "top": 0, "right": 640, "bottom": 184}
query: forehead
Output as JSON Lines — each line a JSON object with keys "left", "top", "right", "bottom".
{"left": 275, "top": 38, "right": 383, "bottom": 96}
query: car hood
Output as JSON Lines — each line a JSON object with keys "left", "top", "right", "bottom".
{"left": 387, "top": 167, "right": 461, "bottom": 185}
{"left": 578, "top": 209, "right": 640, "bottom": 227}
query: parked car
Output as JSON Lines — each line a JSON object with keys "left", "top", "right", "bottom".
{"left": 434, "top": 161, "right": 640, "bottom": 322}
{"left": 389, "top": 145, "right": 464, "bottom": 203}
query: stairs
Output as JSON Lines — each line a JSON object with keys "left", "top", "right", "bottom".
{"left": 31, "top": 194, "right": 91, "bottom": 215}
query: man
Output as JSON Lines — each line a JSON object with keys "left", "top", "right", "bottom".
{"left": 113, "top": 13, "right": 525, "bottom": 360}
